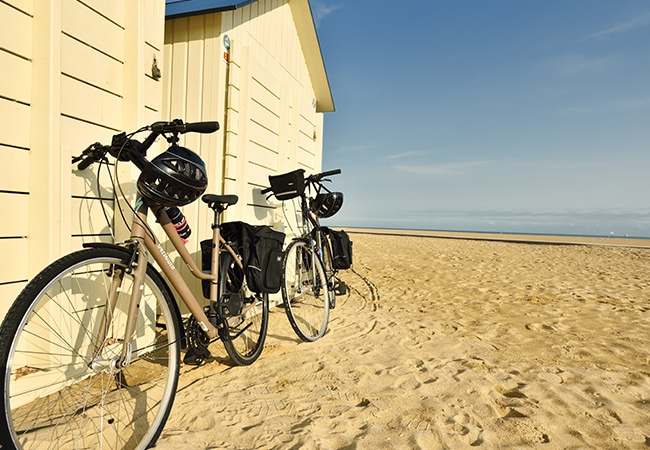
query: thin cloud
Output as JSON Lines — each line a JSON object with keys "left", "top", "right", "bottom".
{"left": 337, "top": 143, "right": 378, "bottom": 153}
{"left": 587, "top": 12, "right": 650, "bottom": 39}
{"left": 383, "top": 150, "right": 429, "bottom": 160}
{"left": 311, "top": 1, "right": 343, "bottom": 26}
{"left": 394, "top": 160, "right": 493, "bottom": 176}
{"left": 557, "top": 95, "right": 650, "bottom": 116}
{"left": 550, "top": 55, "right": 613, "bottom": 76}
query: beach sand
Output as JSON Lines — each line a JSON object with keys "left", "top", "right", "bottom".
{"left": 155, "top": 231, "right": 650, "bottom": 449}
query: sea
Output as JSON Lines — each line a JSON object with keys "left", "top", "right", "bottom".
{"left": 327, "top": 209, "right": 650, "bottom": 240}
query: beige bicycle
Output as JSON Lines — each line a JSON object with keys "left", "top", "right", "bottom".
{"left": 0, "top": 120, "right": 269, "bottom": 449}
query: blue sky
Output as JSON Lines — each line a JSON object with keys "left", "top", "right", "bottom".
{"left": 312, "top": 1, "right": 650, "bottom": 237}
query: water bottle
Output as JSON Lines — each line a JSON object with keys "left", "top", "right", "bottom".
{"left": 167, "top": 207, "right": 191, "bottom": 243}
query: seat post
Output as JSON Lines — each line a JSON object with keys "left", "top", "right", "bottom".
{"left": 208, "top": 203, "right": 225, "bottom": 305}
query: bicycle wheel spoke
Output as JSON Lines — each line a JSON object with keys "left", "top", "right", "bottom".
{"left": 219, "top": 252, "right": 269, "bottom": 366}
{"left": 282, "top": 240, "right": 329, "bottom": 342}
{"left": 1, "top": 248, "right": 180, "bottom": 450}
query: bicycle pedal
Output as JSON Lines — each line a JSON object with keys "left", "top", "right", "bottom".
{"left": 183, "top": 347, "right": 213, "bottom": 366}
{"left": 334, "top": 281, "right": 347, "bottom": 296}
{"left": 219, "top": 293, "right": 243, "bottom": 317}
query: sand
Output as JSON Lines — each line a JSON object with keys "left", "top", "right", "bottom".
{"left": 154, "top": 231, "right": 650, "bottom": 449}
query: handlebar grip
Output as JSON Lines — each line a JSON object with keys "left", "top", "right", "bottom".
{"left": 77, "top": 157, "right": 94, "bottom": 171}
{"left": 320, "top": 169, "right": 341, "bottom": 178}
{"left": 184, "top": 121, "right": 219, "bottom": 134}
{"left": 151, "top": 120, "right": 219, "bottom": 134}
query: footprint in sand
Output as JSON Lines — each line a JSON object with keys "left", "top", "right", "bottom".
{"left": 525, "top": 322, "right": 557, "bottom": 333}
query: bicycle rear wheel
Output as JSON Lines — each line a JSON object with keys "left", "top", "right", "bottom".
{"left": 282, "top": 239, "right": 330, "bottom": 342}
{"left": 219, "top": 252, "right": 269, "bottom": 366}
{"left": 0, "top": 247, "right": 181, "bottom": 450}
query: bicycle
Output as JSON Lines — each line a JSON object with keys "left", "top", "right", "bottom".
{"left": 0, "top": 119, "right": 269, "bottom": 450}
{"left": 262, "top": 168, "right": 347, "bottom": 342}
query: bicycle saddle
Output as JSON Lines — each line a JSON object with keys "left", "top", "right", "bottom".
{"left": 201, "top": 194, "right": 238, "bottom": 208}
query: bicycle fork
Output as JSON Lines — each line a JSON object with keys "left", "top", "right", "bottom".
{"left": 90, "top": 239, "right": 148, "bottom": 372}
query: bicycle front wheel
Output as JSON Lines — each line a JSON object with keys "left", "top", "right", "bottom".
{"left": 282, "top": 239, "right": 330, "bottom": 342}
{"left": 0, "top": 247, "right": 181, "bottom": 450}
{"left": 219, "top": 251, "right": 269, "bottom": 366}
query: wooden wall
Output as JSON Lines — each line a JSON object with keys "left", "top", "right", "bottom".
{"left": 163, "top": 0, "right": 326, "bottom": 303}
{"left": 0, "top": 0, "right": 165, "bottom": 322}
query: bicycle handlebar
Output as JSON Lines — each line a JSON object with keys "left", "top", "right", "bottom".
{"left": 261, "top": 168, "right": 342, "bottom": 197}
{"left": 150, "top": 120, "right": 219, "bottom": 134}
{"left": 73, "top": 119, "right": 219, "bottom": 170}
{"left": 307, "top": 168, "right": 341, "bottom": 183}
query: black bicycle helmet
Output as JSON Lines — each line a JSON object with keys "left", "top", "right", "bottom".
{"left": 310, "top": 192, "right": 343, "bottom": 218}
{"left": 137, "top": 144, "right": 208, "bottom": 207}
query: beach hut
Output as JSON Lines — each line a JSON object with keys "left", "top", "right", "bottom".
{"left": 0, "top": 0, "right": 333, "bottom": 321}
{"left": 164, "top": 0, "right": 334, "bottom": 228}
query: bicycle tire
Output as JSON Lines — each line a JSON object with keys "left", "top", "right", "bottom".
{"left": 281, "top": 239, "right": 330, "bottom": 342}
{"left": 219, "top": 251, "right": 269, "bottom": 365}
{"left": 0, "top": 247, "right": 181, "bottom": 450}
{"left": 319, "top": 229, "right": 337, "bottom": 309}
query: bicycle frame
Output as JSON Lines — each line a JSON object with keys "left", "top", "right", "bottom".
{"left": 98, "top": 200, "right": 242, "bottom": 369}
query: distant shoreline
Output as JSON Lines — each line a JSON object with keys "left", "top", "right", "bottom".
{"left": 344, "top": 227, "right": 650, "bottom": 248}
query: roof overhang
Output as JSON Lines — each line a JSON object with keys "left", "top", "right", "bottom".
{"left": 165, "top": 0, "right": 257, "bottom": 19}
{"left": 165, "top": 0, "right": 334, "bottom": 112}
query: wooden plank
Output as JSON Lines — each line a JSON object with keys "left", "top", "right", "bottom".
{"left": 248, "top": 119, "right": 279, "bottom": 152}
{"left": 144, "top": 0, "right": 165, "bottom": 49}
{"left": 296, "top": 146, "right": 317, "bottom": 171}
{"left": 0, "top": 193, "right": 28, "bottom": 237}
{"left": 5, "top": 0, "right": 33, "bottom": 15}
{"left": 60, "top": 75, "right": 122, "bottom": 130}
{"left": 71, "top": 197, "right": 114, "bottom": 237}
{"left": 61, "top": 34, "right": 123, "bottom": 96}
{"left": 247, "top": 141, "right": 278, "bottom": 170}
{"left": 71, "top": 161, "right": 114, "bottom": 199}
{"left": 297, "top": 129, "right": 315, "bottom": 156}
{"left": 0, "top": 239, "right": 28, "bottom": 282}
{"left": 185, "top": 15, "right": 207, "bottom": 122}
{"left": 61, "top": 116, "right": 116, "bottom": 162}
{"left": 77, "top": 0, "right": 125, "bottom": 27}
{"left": 145, "top": 75, "right": 161, "bottom": 112}
{"left": 0, "top": 146, "right": 29, "bottom": 192}
{"left": 0, "top": 2, "right": 32, "bottom": 58}
{"left": 249, "top": 100, "right": 279, "bottom": 135}
{"left": 0, "top": 100, "right": 30, "bottom": 149}
{"left": 61, "top": 0, "right": 124, "bottom": 61}
{"left": 250, "top": 77, "right": 280, "bottom": 115}
{"left": 168, "top": 19, "right": 190, "bottom": 120}
{"left": 0, "top": 51, "right": 31, "bottom": 104}
{"left": 0, "top": 282, "right": 27, "bottom": 322}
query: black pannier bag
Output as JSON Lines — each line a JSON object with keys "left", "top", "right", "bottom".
{"left": 203, "top": 221, "right": 285, "bottom": 295}
{"left": 324, "top": 228, "right": 353, "bottom": 270}
{"left": 268, "top": 169, "right": 305, "bottom": 200}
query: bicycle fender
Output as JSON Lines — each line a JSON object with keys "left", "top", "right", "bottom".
{"left": 82, "top": 242, "right": 187, "bottom": 349}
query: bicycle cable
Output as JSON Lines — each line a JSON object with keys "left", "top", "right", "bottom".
{"left": 96, "top": 155, "right": 116, "bottom": 240}
{"left": 111, "top": 127, "right": 159, "bottom": 244}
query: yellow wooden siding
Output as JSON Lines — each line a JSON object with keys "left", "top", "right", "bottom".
{"left": 0, "top": 282, "right": 27, "bottom": 323}
{"left": 0, "top": 101, "right": 31, "bottom": 150}
{"left": 0, "top": 1, "right": 32, "bottom": 303}
{"left": 0, "top": 239, "right": 28, "bottom": 284}
{"left": 224, "top": 0, "right": 322, "bottom": 210}
{"left": 61, "top": 34, "right": 124, "bottom": 96}
{"left": 0, "top": 147, "right": 30, "bottom": 193}
{"left": 0, "top": 2, "right": 32, "bottom": 59}
{"left": 0, "top": 0, "right": 165, "bottom": 325}
{"left": 61, "top": 0, "right": 125, "bottom": 61}
{"left": 0, "top": 193, "right": 28, "bottom": 237}
{"left": 0, "top": 51, "right": 31, "bottom": 105}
